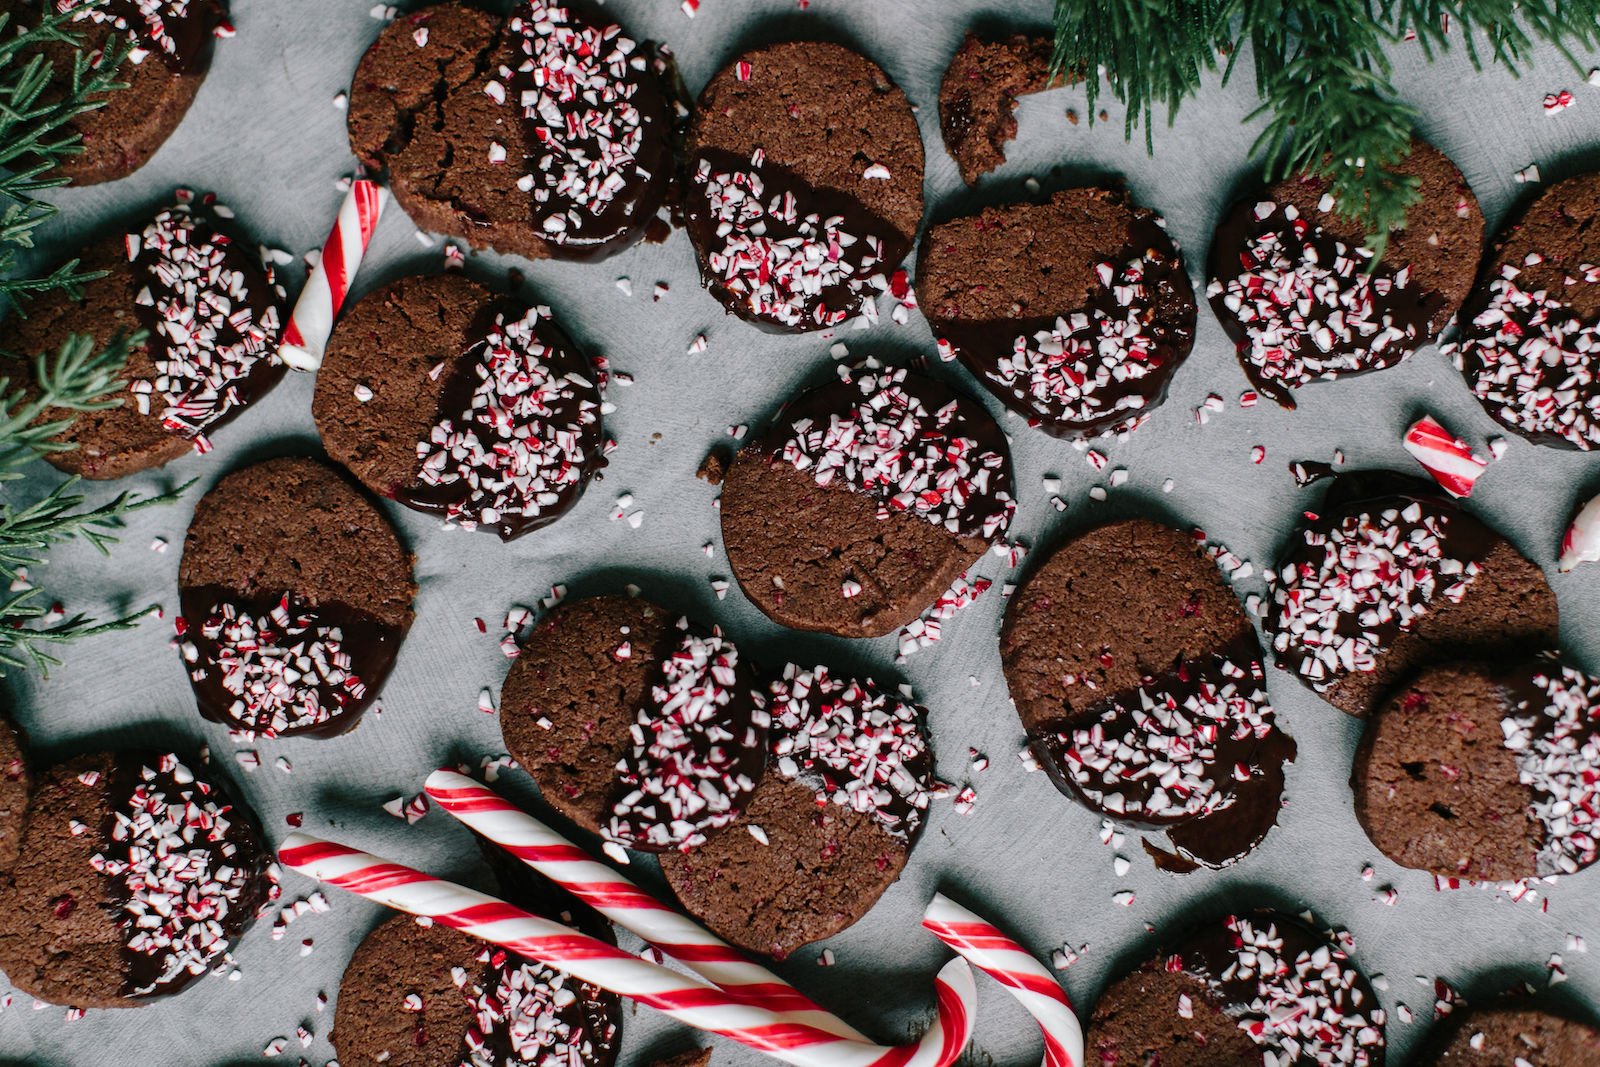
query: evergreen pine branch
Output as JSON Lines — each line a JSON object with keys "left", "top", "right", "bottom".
{"left": 0, "top": 593, "right": 162, "bottom": 675}
{"left": 1385, "top": 0, "right": 1600, "bottom": 73}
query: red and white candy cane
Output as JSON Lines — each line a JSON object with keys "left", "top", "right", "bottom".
{"left": 1402, "top": 414, "right": 1489, "bottom": 498}
{"left": 922, "top": 895, "right": 1083, "bottom": 1067}
{"left": 423, "top": 769, "right": 865, "bottom": 1039}
{"left": 278, "top": 178, "right": 388, "bottom": 371}
{"left": 279, "top": 833, "right": 975, "bottom": 1067}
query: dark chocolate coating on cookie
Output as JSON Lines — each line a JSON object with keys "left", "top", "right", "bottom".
{"left": 1267, "top": 474, "right": 1557, "bottom": 718}
{"left": 938, "top": 32, "right": 1063, "bottom": 186}
{"left": 684, "top": 41, "right": 922, "bottom": 332}
{"left": 1453, "top": 172, "right": 1600, "bottom": 450}
{"left": 919, "top": 187, "right": 1197, "bottom": 438}
{"left": 0, "top": 751, "right": 270, "bottom": 1008}
{"left": 9, "top": 197, "right": 286, "bottom": 480}
{"left": 1419, "top": 1004, "right": 1600, "bottom": 1065}
{"left": 1002, "top": 519, "right": 1293, "bottom": 869}
{"left": 313, "top": 273, "right": 605, "bottom": 540}
{"left": 1088, "top": 911, "right": 1386, "bottom": 1066}
{"left": 1208, "top": 140, "right": 1482, "bottom": 408}
{"left": 333, "top": 913, "right": 620, "bottom": 1067}
{"left": 178, "top": 457, "right": 415, "bottom": 738}
{"left": 499, "top": 596, "right": 767, "bottom": 851}
{"left": 720, "top": 367, "right": 1013, "bottom": 638}
{"left": 3, "top": 0, "right": 223, "bottom": 185}
{"left": 348, "top": 1, "right": 674, "bottom": 263}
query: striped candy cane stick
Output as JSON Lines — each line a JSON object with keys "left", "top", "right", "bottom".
{"left": 423, "top": 769, "right": 866, "bottom": 1038}
{"left": 279, "top": 834, "right": 974, "bottom": 1067}
{"left": 278, "top": 178, "right": 388, "bottom": 371}
{"left": 922, "top": 894, "right": 1084, "bottom": 1067}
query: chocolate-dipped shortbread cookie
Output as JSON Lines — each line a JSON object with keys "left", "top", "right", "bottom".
{"left": 177, "top": 457, "right": 416, "bottom": 738}
{"left": 9, "top": 194, "right": 286, "bottom": 479}
{"left": 919, "top": 188, "right": 1197, "bottom": 438}
{"left": 1451, "top": 172, "right": 1600, "bottom": 450}
{"left": 684, "top": 41, "right": 923, "bottom": 331}
{"left": 348, "top": 1, "right": 676, "bottom": 262}
{"left": 1208, "top": 140, "right": 1483, "bottom": 407}
{"left": 1267, "top": 474, "right": 1556, "bottom": 717}
{"left": 938, "top": 32, "right": 1062, "bottom": 185}
{"left": 499, "top": 596, "right": 768, "bottom": 852}
{"left": 1002, "top": 519, "right": 1294, "bottom": 870}
{"left": 0, "top": 751, "right": 273, "bottom": 1008}
{"left": 720, "top": 363, "right": 1014, "bottom": 638}
{"left": 1355, "top": 657, "right": 1600, "bottom": 884}
{"left": 1088, "top": 911, "right": 1386, "bottom": 1066}
{"left": 1419, "top": 1004, "right": 1600, "bottom": 1065}
{"left": 314, "top": 273, "right": 605, "bottom": 540}
{"left": 660, "top": 663, "right": 935, "bottom": 959}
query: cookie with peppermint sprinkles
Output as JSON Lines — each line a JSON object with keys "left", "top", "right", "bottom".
{"left": 3, "top": 0, "right": 227, "bottom": 184}
{"left": 1419, "top": 1003, "right": 1600, "bottom": 1065}
{"left": 1088, "top": 910, "right": 1386, "bottom": 1066}
{"left": 1002, "top": 519, "right": 1294, "bottom": 870}
{"left": 684, "top": 41, "right": 923, "bottom": 332}
{"left": 314, "top": 273, "right": 605, "bottom": 540}
{"left": 0, "top": 716, "right": 29, "bottom": 874}
{"left": 348, "top": 1, "right": 676, "bottom": 263}
{"left": 500, "top": 595, "right": 768, "bottom": 851}
{"left": 721, "top": 363, "right": 1015, "bottom": 638}
{"left": 1267, "top": 473, "right": 1556, "bottom": 718}
{"left": 660, "top": 663, "right": 936, "bottom": 959}
{"left": 938, "top": 32, "right": 1068, "bottom": 186}
{"left": 1208, "top": 140, "right": 1483, "bottom": 408}
{"left": 13, "top": 193, "right": 287, "bottom": 479}
{"left": 919, "top": 187, "right": 1197, "bottom": 438}
{"left": 1451, "top": 172, "right": 1600, "bottom": 450}
{"left": 334, "top": 910, "right": 619, "bottom": 1067}
{"left": 1355, "top": 657, "right": 1600, "bottom": 885}
{"left": 0, "top": 750, "right": 273, "bottom": 1008}
{"left": 178, "top": 457, "right": 416, "bottom": 738}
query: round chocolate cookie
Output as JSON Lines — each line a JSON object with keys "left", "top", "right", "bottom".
{"left": 314, "top": 273, "right": 605, "bottom": 540}
{"left": 1354, "top": 657, "right": 1600, "bottom": 884}
{"left": 4, "top": 0, "right": 226, "bottom": 186}
{"left": 1419, "top": 1004, "right": 1600, "bottom": 1065}
{"left": 8, "top": 193, "right": 287, "bottom": 479}
{"left": 1088, "top": 911, "right": 1386, "bottom": 1066}
{"left": 1001, "top": 519, "right": 1294, "bottom": 869}
{"left": 1451, "top": 172, "right": 1600, "bottom": 450}
{"left": 660, "top": 663, "right": 935, "bottom": 959}
{"left": 684, "top": 41, "right": 923, "bottom": 331}
{"left": 937, "top": 32, "right": 1063, "bottom": 186}
{"left": 1208, "top": 140, "right": 1483, "bottom": 408}
{"left": 333, "top": 913, "right": 619, "bottom": 1067}
{"left": 499, "top": 595, "right": 768, "bottom": 851}
{"left": 0, "top": 717, "right": 28, "bottom": 874}
{"left": 348, "top": 1, "right": 675, "bottom": 262}
{"left": 650, "top": 1051, "right": 711, "bottom": 1067}
{"left": 1267, "top": 473, "right": 1557, "bottom": 718}
{"left": 177, "top": 457, "right": 416, "bottom": 738}
{"left": 918, "top": 187, "right": 1198, "bottom": 438}
{"left": 0, "top": 750, "right": 273, "bottom": 1008}
{"left": 720, "top": 362, "right": 1014, "bottom": 638}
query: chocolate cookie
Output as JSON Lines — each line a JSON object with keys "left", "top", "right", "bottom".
{"left": 1419, "top": 1004, "right": 1600, "bottom": 1065}
{"left": 1088, "top": 911, "right": 1386, "bottom": 1066}
{"left": 720, "top": 363, "right": 1014, "bottom": 638}
{"left": 1002, "top": 519, "right": 1294, "bottom": 869}
{"left": 0, "top": 750, "right": 272, "bottom": 1008}
{"left": 348, "top": 1, "right": 675, "bottom": 262}
{"left": 919, "top": 188, "right": 1197, "bottom": 438}
{"left": 333, "top": 913, "right": 619, "bottom": 1067}
{"left": 938, "top": 32, "right": 1064, "bottom": 185}
{"left": 8, "top": 193, "right": 287, "bottom": 479}
{"left": 650, "top": 1052, "right": 710, "bottom": 1067}
{"left": 314, "top": 273, "right": 605, "bottom": 540}
{"left": 6, "top": 0, "right": 226, "bottom": 185}
{"left": 0, "top": 717, "right": 27, "bottom": 874}
{"left": 1354, "top": 657, "right": 1600, "bottom": 884}
{"left": 684, "top": 41, "right": 923, "bottom": 331}
{"left": 1208, "top": 140, "right": 1483, "bottom": 408}
{"left": 177, "top": 457, "right": 416, "bottom": 738}
{"left": 1267, "top": 473, "right": 1557, "bottom": 718}
{"left": 1451, "top": 172, "right": 1600, "bottom": 450}
{"left": 660, "top": 663, "right": 935, "bottom": 959}
{"left": 499, "top": 596, "right": 768, "bottom": 852}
